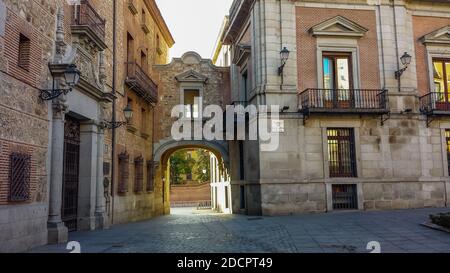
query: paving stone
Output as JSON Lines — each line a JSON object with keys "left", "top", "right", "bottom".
{"left": 29, "top": 207, "right": 450, "bottom": 253}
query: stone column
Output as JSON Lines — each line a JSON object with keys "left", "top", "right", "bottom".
{"left": 47, "top": 100, "right": 69, "bottom": 244}
{"left": 95, "top": 125, "right": 108, "bottom": 229}
{"left": 77, "top": 122, "right": 98, "bottom": 231}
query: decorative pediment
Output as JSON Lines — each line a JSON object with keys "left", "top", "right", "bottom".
{"left": 233, "top": 43, "right": 251, "bottom": 66}
{"left": 421, "top": 25, "right": 450, "bottom": 45}
{"left": 175, "top": 70, "right": 208, "bottom": 83}
{"left": 309, "top": 16, "right": 368, "bottom": 38}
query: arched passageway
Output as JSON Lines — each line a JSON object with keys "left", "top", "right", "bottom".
{"left": 152, "top": 139, "right": 232, "bottom": 215}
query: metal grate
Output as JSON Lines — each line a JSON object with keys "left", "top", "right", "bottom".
{"left": 327, "top": 128, "right": 357, "bottom": 177}
{"left": 9, "top": 153, "right": 31, "bottom": 202}
{"left": 134, "top": 156, "right": 144, "bottom": 193}
{"left": 62, "top": 117, "right": 80, "bottom": 232}
{"left": 146, "top": 161, "right": 154, "bottom": 192}
{"left": 71, "top": 0, "right": 106, "bottom": 40}
{"left": 332, "top": 184, "right": 358, "bottom": 210}
{"left": 118, "top": 152, "right": 129, "bottom": 194}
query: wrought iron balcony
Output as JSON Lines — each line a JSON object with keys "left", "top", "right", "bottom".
{"left": 299, "top": 89, "right": 389, "bottom": 114}
{"left": 125, "top": 62, "right": 158, "bottom": 103}
{"left": 420, "top": 92, "right": 450, "bottom": 115}
{"left": 128, "top": 0, "right": 138, "bottom": 15}
{"left": 71, "top": 0, "right": 107, "bottom": 49}
{"left": 224, "top": 0, "right": 253, "bottom": 44}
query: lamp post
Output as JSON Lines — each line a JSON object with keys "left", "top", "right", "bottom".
{"left": 39, "top": 64, "right": 81, "bottom": 101}
{"left": 278, "top": 47, "right": 290, "bottom": 88}
{"left": 395, "top": 52, "right": 412, "bottom": 79}
{"left": 101, "top": 104, "right": 133, "bottom": 129}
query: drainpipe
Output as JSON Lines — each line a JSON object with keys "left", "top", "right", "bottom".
{"left": 279, "top": 0, "right": 283, "bottom": 90}
{"left": 377, "top": 1, "right": 386, "bottom": 89}
{"left": 391, "top": 0, "right": 401, "bottom": 92}
{"left": 110, "top": 0, "right": 117, "bottom": 225}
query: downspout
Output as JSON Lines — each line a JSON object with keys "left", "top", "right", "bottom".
{"left": 377, "top": 2, "right": 386, "bottom": 89}
{"left": 279, "top": 0, "right": 283, "bottom": 90}
{"left": 110, "top": 0, "right": 117, "bottom": 225}
{"left": 391, "top": 0, "right": 401, "bottom": 92}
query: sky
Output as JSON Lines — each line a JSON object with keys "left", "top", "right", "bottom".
{"left": 155, "top": 0, "right": 234, "bottom": 60}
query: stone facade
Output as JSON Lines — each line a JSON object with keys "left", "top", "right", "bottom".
{"left": 0, "top": 0, "right": 174, "bottom": 252}
{"left": 0, "top": 0, "right": 59, "bottom": 252}
{"left": 110, "top": 0, "right": 174, "bottom": 225}
{"left": 223, "top": 0, "right": 450, "bottom": 216}
{"left": 152, "top": 52, "right": 231, "bottom": 215}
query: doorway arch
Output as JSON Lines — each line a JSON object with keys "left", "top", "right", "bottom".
{"left": 152, "top": 139, "right": 231, "bottom": 214}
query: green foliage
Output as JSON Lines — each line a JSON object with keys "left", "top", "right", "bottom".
{"left": 169, "top": 149, "right": 212, "bottom": 185}
{"left": 169, "top": 150, "right": 194, "bottom": 185}
{"left": 194, "top": 149, "right": 211, "bottom": 183}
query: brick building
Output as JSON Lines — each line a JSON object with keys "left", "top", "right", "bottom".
{"left": 222, "top": 0, "right": 450, "bottom": 215}
{"left": 0, "top": 0, "right": 173, "bottom": 252}
{"left": 111, "top": 0, "right": 174, "bottom": 224}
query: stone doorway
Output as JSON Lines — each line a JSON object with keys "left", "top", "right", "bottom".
{"left": 62, "top": 116, "right": 81, "bottom": 232}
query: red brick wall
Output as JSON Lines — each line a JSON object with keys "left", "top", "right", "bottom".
{"left": 3, "top": 10, "right": 42, "bottom": 88}
{"left": 296, "top": 7, "right": 380, "bottom": 91}
{"left": 413, "top": 16, "right": 450, "bottom": 96}
{"left": 170, "top": 183, "right": 211, "bottom": 203}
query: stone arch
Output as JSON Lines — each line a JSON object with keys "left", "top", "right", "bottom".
{"left": 153, "top": 138, "right": 229, "bottom": 168}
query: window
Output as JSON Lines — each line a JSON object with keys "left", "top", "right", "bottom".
{"left": 240, "top": 185, "right": 246, "bottom": 209}
{"left": 156, "top": 34, "right": 162, "bottom": 55}
{"left": 433, "top": 59, "right": 450, "bottom": 103}
{"left": 127, "top": 33, "right": 134, "bottom": 63}
{"left": 241, "top": 71, "right": 248, "bottom": 102}
{"left": 184, "top": 89, "right": 199, "bottom": 118}
{"left": 323, "top": 52, "right": 352, "bottom": 90}
{"left": 323, "top": 52, "right": 353, "bottom": 102}
{"left": 141, "top": 108, "right": 146, "bottom": 133}
{"left": 134, "top": 156, "right": 144, "bottom": 193}
{"left": 118, "top": 152, "right": 129, "bottom": 194}
{"left": 140, "top": 51, "right": 148, "bottom": 72}
{"left": 327, "top": 128, "right": 357, "bottom": 177}
{"left": 9, "top": 153, "right": 31, "bottom": 202}
{"left": 142, "top": 9, "right": 146, "bottom": 24}
{"left": 146, "top": 161, "right": 154, "bottom": 192}
{"left": 18, "top": 34, "right": 31, "bottom": 71}
{"left": 239, "top": 141, "right": 245, "bottom": 180}
{"left": 332, "top": 184, "right": 358, "bottom": 210}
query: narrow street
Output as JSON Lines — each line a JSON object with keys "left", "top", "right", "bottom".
{"left": 30, "top": 208, "right": 450, "bottom": 253}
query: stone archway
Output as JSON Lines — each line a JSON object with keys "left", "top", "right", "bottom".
{"left": 152, "top": 138, "right": 231, "bottom": 214}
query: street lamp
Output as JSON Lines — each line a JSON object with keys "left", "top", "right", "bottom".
{"left": 101, "top": 105, "right": 134, "bottom": 129}
{"left": 278, "top": 47, "right": 290, "bottom": 76}
{"left": 395, "top": 52, "right": 412, "bottom": 79}
{"left": 278, "top": 47, "right": 290, "bottom": 89}
{"left": 39, "top": 64, "right": 81, "bottom": 101}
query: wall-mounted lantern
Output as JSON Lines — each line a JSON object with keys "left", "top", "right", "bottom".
{"left": 39, "top": 64, "right": 81, "bottom": 101}
{"left": 101, "top": 105, "right": 134, "bottom": 129}
{"left": 395, "top": 52, "right": 412, "bottom": 79}
{"left": 278, "top": 47, "right": 290, "bottom": 88}
{"left": 278, "top": 47, "right": 290, "bottom": 76}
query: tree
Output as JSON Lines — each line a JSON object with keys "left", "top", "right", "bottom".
{"left": 169, "top": 150, "right": 194, "bottom": 185}
{"left": 194, "top": 150, "right": 211, "bottom": 183}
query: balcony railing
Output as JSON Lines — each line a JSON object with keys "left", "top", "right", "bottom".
{"left": 299, "top": 89, "right": 389, "bottom": 114}
{"left": 125, "top": 62, "right": 158, "bottom": 103}
{"left": 229, "top": 0, "right": 243, "bottom": 22}
{"left": 420, "top": 92, "right": 450, "bottom": 114}
{"left": 128, "top": 0, "right": 138, "bottom": 15}
{"left": 71, "top": 0, "right": 106, "bottom": 41}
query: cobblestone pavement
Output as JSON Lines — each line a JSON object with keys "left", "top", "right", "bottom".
{"left": 30, "top": 207, "right": 450, "bottom": 253}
